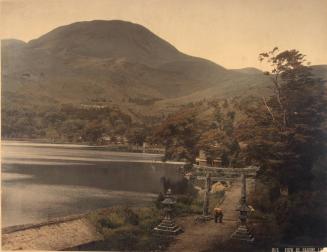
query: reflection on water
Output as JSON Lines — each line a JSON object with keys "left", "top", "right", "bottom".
{"left": 1, "top": 141, "right": 183, "bottom": 227}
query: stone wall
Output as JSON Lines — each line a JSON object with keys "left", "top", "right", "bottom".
{"left": 2, "top": 214, "right": 102, "bottom": 251}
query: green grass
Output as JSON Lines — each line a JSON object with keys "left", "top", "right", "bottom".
{"left": 83, "top": 189, "right": 225, "bottom": 250}
{"left": 86, "top": 206, "right": 172, "bottom": 251}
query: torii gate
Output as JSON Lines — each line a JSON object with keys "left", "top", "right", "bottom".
{"left": 186, "top": 165, "right": 259, "bottom": 221}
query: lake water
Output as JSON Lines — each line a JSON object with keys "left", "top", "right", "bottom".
{"left": 1, "top": 141, "right": 183, "bottom": 227}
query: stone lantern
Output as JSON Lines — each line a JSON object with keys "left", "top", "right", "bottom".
{"left": 231, "top": 174, "right": 254, "bottom": 242}
{"left": 154, "top": 189, "right": 182, "bottom": 235}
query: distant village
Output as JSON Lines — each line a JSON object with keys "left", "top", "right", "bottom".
{"left": 97, "top": 134, "right": 165, "bottom": 154}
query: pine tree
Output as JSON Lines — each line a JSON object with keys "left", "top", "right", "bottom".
{"left": 238, "top": 48, "right": 327, "bottom": 241}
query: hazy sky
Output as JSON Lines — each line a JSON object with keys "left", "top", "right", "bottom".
{"left": 1, "top": 0, "right": 326, "bottom": 69}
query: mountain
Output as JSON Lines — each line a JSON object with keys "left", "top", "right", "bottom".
{"left": 2, "top": 20, "right": 326, "bottom": 141}
{"left": 231, "top": 67, "right": 263, "bottom": 75}
{"left": 28, "top": 20, "right": 187, "bottom": 66}
{"left": 311, "top": 65, "right": 327, "bottom": 81}
{"left": 2, "top": 20, "right": 326, "bottom": 120}
{"left": 1, "top": 20, "right": 272, "bottom": 110}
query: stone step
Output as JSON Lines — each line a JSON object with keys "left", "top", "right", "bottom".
{"left": 231, "top": 225, "right": 255, "bottom": 242}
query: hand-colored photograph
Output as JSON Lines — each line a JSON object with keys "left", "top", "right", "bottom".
{"left": 1, "top": 0, "right": 326, "bottom": 251}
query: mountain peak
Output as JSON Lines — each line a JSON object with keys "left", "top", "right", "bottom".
{"left": 27, "top": 20, "right": 183, "bottom": 66}
{"left": 2, "top": 19, "right": 279, "bottom": 109}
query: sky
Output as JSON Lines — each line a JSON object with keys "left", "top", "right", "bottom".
{"left": 1, "top": 0, "right": 326, "bottom": 69}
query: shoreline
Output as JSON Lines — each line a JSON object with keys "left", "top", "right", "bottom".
{"left": 1, "top": 140, "right": 186, "bottom": 164}
{"left": 1, "top": 139, "right": 168, "bottom": 155}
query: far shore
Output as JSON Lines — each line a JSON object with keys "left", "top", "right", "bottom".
{"left": 1, "top": 139, "right": 168, "bottom": 156}
{"left": 2, "top": 138, "right": 121, "bottom": 148}
{"left": 1, "top": 139, "right": 186, "bottom": 164}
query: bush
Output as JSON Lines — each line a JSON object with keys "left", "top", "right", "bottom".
{"left": 105, "top": 227, "right": 139, "bottom": 250}
{"left": 138, "top": 208, "right": 161, "bottom": 232}
{"left": 174, "top": 194, "right": 203, "bottom": 215}
{"left": 86, "top": 206, "right": 168, "bottom": 251}
{"left": 122, "top": 207, "right": 139, "bottom": 225}
{"left": 178, "top": 195, "right": 193, "bottom": 205}
{"left": 174, "top": 202, "right": 193, "bottom": 215}
{"left": 190, "top": 198, "right": 203, "bottom": 214}
{"left": 98, "top": 217, "right": 121, "bottom": 229}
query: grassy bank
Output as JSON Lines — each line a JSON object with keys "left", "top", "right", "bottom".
{"left": 84, "top": 207, "right": 171, "bottom": 251}
{"left": 73, "top": 189, "right": 225, "bottom": 251}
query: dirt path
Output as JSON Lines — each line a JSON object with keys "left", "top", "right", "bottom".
{"left": 167, "top": 179, "right": 242, "bottom": 252}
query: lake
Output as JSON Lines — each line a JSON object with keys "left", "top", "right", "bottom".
{"left": 1, "top": 141, "right": 183, "bottom": 227}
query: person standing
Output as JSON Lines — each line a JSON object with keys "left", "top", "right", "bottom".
{"left": 214, "top": 207, "right": 223, "bottom": 223}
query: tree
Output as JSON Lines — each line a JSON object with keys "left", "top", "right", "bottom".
{"left": 82, "top": 120, "right": 106, "bottom": 144}
{"left": 198, "top": 101, "right": 241, "bottom": 167}
{"left": 258, "top": 48, "right": 326, "bottom": 193}
{"left": 154, "top": 108, "right": 202, "bottom": 163}
{"left": 239, "top": 48, "right": 327, "bottom": 241}
{"left": 126, "top": 126, "right": 148, "bottom": 146}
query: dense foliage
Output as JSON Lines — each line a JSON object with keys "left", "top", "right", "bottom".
{"left": 153, "top": 108, "right": 202, "bottom": 162}
{"left": 1, "top": 103, "right": 133, "bottom": 144}
{"left": 153, "top": 100, "right": 243, "bottom": 166}
{"left": 197, "top": 100, "right": 241, "bottom": 167}
{"left": 238, "top": 48, "right": 327, "bottom": 243}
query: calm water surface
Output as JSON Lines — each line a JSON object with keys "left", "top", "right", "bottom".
{"left": 1, "top": 141, "right": 183, "bottom": 227}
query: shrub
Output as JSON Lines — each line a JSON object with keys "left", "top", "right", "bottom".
{"left": 122, "top": 207, "right": 139, "bottom": 225}
{"left": 85, "top": 206, "right": 173, "bottom": 250}
{"left": 177, "top": 195, "right": 193, "bottom": 205}
{"left": 103, "top": 227, "right": 139, "bottom": 250}
{"left": 138, "top": 208, "right": 161, "bottom": 232}
{"left": 98, "top": 217, "right": 120, "bottom": 229}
